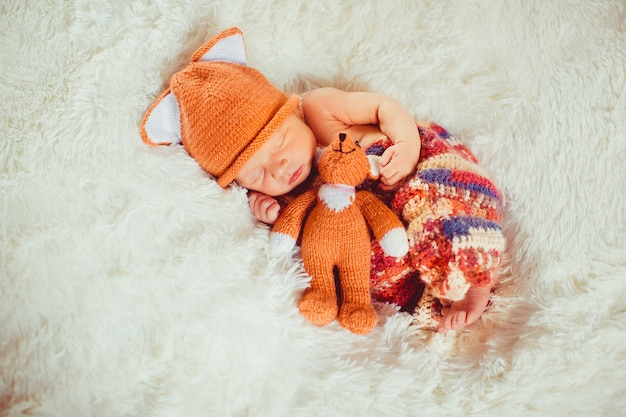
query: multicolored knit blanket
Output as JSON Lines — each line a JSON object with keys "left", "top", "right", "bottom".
{"left": 363, "top": 122, "right": 505, "bottom": 330}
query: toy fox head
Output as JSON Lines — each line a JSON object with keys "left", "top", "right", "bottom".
{"left": 317, "top": 133, "right": 371, "bottom": 187}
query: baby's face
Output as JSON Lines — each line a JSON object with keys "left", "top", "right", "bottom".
{"left": 235, "top": 112, "right": 316, "bottom": 196}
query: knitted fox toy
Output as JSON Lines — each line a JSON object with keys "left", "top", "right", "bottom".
{"left": 270, "top": 133, "right": 409, "bottom": 334}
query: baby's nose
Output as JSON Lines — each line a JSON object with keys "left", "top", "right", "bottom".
{"left": 272, "top": 158, "right": 289, "bottom": 179}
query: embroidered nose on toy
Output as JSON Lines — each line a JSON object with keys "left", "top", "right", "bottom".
{"left": 333, "top": 133, "right": 358, "bottom": 154}
{"left": 328, "top": 133, "right": 381, "bottom": 180}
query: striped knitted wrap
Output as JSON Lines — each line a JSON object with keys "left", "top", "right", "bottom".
{"left": 364, "top": 122, "right": 505, "bottom": 329}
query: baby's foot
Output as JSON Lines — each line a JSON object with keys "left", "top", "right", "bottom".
{"left": 437, "top": 285, "right": 491, "bottom": 334}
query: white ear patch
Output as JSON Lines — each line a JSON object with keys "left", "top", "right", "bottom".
{"left": 191, "top": 28, "right": 247, "bottom": 66}
{"left": 314, "top": 146, "right": 326, "bottom": 164}
{"left": 367, "top": 155, "right": 381, "bottom": 179}
{"left": 143, "top": 90, "right": 182, "bottom": 145}
{"left": 197, "top": 33, "right": 247, "bottom": 65}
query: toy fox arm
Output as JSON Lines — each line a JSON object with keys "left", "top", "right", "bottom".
{"left": 355, "top": 190, "right": 409, "bottom": 258}
{"left": 269, "top": 190, "right": 317, "bottom": 255}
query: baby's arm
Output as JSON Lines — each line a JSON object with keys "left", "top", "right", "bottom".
{"left": 248, "top": 191, "right": 281, "bottom": 224}
{"left": 302, "top": 87, "right": 421, "bottom": 188}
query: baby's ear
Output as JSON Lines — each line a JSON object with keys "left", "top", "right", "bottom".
{"left": 190, "top": 27, "right": 247, "bottom": 65}
{"left": 367, "top": 155, "right": 382, "bottom": 180}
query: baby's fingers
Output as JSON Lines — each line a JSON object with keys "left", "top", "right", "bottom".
{"left": 380, "top": 146, "right": 395, "bottom": 167}
{"left": 259, "top": 200, "right": 281, "bottom": 224}
{"left": 379, "top": 173, "right": 404, "bottom": 191}
{"left": 249, "top": 192, "right": 281, "bottom": 224}
{"left": 265, "top": 202, "right": 281, "bottom": 224}
{"left": 379, "top": 157, "right": 402, "bottom": 180}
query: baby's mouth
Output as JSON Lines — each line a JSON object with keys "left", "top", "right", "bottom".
{"left": 289, "top": 166, "right": 303, "bottom": 185}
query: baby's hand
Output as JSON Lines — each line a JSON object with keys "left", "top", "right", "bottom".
{"left": 379, "top": 140, "right": 420, "bottom": 190}
{"left": 248, "top": 191, "right": 281, "bottom": 224}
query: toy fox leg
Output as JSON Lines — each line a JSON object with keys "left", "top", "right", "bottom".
{"left": 299, "top": 249, "right": 339, "bottom": 326}
{"left": 336, "top": 248, "right": 378, "bottom": 335}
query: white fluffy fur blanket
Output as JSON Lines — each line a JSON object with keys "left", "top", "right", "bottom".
{"left": 2, "top": 1, "right": 625, "bottom": 416}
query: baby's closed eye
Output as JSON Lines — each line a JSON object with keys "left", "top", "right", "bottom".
{"left": 271, "top": 136, "right": 286, "bottom": 153}
{"left": 252, "top": 168, "right": 265, "bottom": 186}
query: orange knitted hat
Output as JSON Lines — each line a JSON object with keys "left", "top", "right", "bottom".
{"left": 140, "top": 27, "right": 299, "bottom": 187}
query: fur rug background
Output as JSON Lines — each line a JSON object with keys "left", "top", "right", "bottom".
{"left": 2, "top": 1, "right": 625, "bottom": 416}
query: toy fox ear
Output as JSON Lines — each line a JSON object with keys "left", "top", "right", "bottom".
{"left": 190, "top": 27, "right": 247, "bottom": 65}
{"left": 314, "top": 146, "right": 326, "bottom": 165}
{"left": 367, "top": 155, "right": 382, "bottom": 180}
{"left": 140, "top": 88, "right": 182, "bottom": 146}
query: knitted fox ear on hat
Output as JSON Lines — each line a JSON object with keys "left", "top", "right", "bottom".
{"left": 140, "top": 27, "right": 299, "bottom": 187}
{"left": 140, "top": 27, "right": 247, "bottom": 147}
